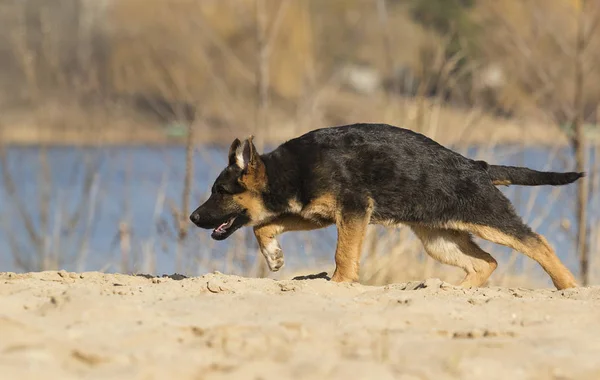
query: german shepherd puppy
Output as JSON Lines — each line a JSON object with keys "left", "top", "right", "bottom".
{"left": 190, "top": 123, "right": 583, "bottom": 289}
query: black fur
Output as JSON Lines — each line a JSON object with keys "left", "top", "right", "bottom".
{"left": 258, "top": 124, "right": 581, "bottom": 239}
{"left": 487, "top": 165, "right": 584, "bottom": 186}
{"left": 192, "top": 123, "right": 584, "bottom": 241}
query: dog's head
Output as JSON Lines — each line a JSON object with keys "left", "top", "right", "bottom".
{"left": 190, "top": 137, "right": 269, "bottom": 240}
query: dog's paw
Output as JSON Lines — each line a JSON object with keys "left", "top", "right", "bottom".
{"left": 266, "top": 254, "right": 285, "bottom": 272}
{"left": 260, "top": 241, "right": 285, "bottom": 272}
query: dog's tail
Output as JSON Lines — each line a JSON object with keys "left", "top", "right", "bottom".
{"left": 485, "top": 164, "right": 585, "bottom": 186}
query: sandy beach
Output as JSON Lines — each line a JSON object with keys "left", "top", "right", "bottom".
{"left": 1, "top": 271, "right": 599, "bottom": 380}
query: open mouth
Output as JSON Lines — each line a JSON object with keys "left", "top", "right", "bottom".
{"left": 211, "top": 216, "right": 238, "bottom": 240}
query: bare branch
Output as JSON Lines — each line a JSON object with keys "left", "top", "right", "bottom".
{"left": 0, "top": 145, "right": 41, "bottom": 248}
{"left": 572, "top": 0, "right": 590, "bottom": 286}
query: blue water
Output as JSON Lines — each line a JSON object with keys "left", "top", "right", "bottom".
{"left": 0, "top": 144, "right": 597, "bottom": 279}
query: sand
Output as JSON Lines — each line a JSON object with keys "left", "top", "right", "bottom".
{"left": 1, "top": 271, "right": 599, "bottom": 380}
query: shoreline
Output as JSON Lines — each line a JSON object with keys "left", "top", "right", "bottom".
{"left": 2, "top": 90, "right": 599, "bottom": 149}
{"left": 1, "top": 123, "right": 597, "bottom": 149}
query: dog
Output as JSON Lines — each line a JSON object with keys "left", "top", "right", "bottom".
{"left": 190, "top": 123, "right": 583, "bottom": 290}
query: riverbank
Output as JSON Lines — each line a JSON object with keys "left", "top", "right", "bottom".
{"left": 1, "top": 92, "right": 596, "bottom": 148}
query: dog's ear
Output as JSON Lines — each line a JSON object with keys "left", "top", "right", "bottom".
{"left": 235, "top": 136, "right": 266, "bottom": 190}
{"left": 228, "top": 138, "right": 241, "bottom": 166}
{"left": 234, "top": 136, "right": 260, "bottom": 170}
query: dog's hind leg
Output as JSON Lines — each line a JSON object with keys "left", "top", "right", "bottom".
{"left": 254, "top": 215, "right": 328, "bottom": 272}
{"left": 449, "top": 222, "right": 578, "bottom": 290}
{"left": 443, "top": 189, "right": 577, "bottom": 289}
{"left": 411, "top": 226, "right": 498, "bottom": 287}
{"left": 441, "top": 188, "right": 577, "bottom": 289}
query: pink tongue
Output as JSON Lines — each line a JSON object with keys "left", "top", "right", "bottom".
{"left": 214, "top": 221, "right": 228, "bottom": 233}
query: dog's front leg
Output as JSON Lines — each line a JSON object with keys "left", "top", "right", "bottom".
{"left": 253, "top": 215, "right": 325, "bottom": 272}
{"left": 330, "top": 208, "right": 372, "bottom": 283}
{"left": 254, "top": 225, "right": 285, "bottom": 272}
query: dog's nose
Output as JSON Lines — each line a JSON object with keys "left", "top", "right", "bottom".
{"left": 190, "top": 213, "right": 200, "bottom": 224}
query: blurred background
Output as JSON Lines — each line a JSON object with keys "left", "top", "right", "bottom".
{"left": 0, "top": 0, "right": 598, "bottom": 288}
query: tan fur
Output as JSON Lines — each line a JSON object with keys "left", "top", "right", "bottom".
{"left": 411, "top": 226, "right": 498, "bottom": 287}
{"left": 234, "top": 136, "right": 268, "bottom": 192}
{"left": 254, "top": 215, "right": 329, "bottom": 271}
{"left": 443, "top": 221, "right": 577, "bottom": 289}
{"left": 250, "top": 193, "right": 337, "bottom": 274}
{"left": 330, "top": 200, "right": 374, "bottom": 283}
{"left": 229, "top": 137, "right": 272, "bottom": 224}
{"left": 252, "top": 192, "right": 374, "bottom": 283}
{"left": 239, "top": 170, "right": 267, "bottom": 194}
{"left": 370, "top": 217, "right": 402, "bottom": 227}
{"left": 233, "top": 193, "right": 272, "bottom": 225}
{"left": 239, "top": 164, "right": 267, "bottom": 192}
{"left": 492, "top": 179, "right": 512, "bottom": 186}
{"left": 287, "top": 198, "right": 303, "bottom": 213}
{"left": 251, "top": 193, "right": 337, "bottom": 271}
{"left": 299, "top": 193, "right": 337, "bottom": 222}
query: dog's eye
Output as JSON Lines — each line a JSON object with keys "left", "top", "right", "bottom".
{"left": 216, "top": 185, "right": 229, "bottom": 195}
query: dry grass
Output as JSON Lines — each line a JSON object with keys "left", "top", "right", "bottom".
{"left": 0, "top": 92, "right": 583, "bottom": 147}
